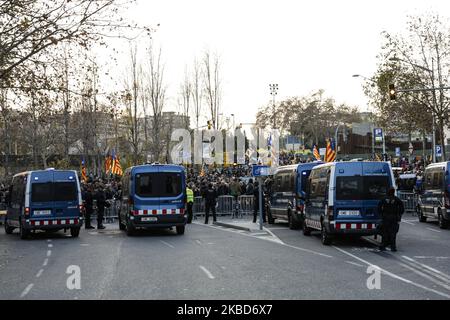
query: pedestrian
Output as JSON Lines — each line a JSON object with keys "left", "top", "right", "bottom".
{"left": 95, "top": 185, "right": 107, "bottom": 229}
{"left": 253, "top": 181, "right": 266, "bottom": 223}
{"left": 83, "top": 185, "right": 95, "bottom": 229}
{"left": 377, "top": 187, "right": 404, "bottom": 252}
{"left": 203, "top": 183, "right": 218, "bottom": 224}
{"left": 186, "top": 183, "right": 194, "bottom": 224}
{"left": 246, "top": 179, "right": 255, "bottom": 195}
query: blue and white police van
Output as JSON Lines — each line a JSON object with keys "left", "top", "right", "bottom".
{"left": 4, "top": 169, "right": 83, "bottom": 239}
{"left": 119, "top": 164, "right": 187, "bottom": 236}
{"left": 417, "top": 161, "right": 450, "bottom": 229}
{"left": 303, "top": 161, "right": 396, "bottom": 245}
{"left": 267, "top": 161, "right": 323, "bottom": 229}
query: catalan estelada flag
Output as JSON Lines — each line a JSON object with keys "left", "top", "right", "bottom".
{"left": 325, "top": 139, "right": 336, "bottom": 162}
{"left": 110, "top": 150, "right": 123, "bottom": 176}
{"left": 313, "top": 144, "right": 321, "bottom": 161}
{"left": 81, "top": 158, "right": 87, "bottom": 183}
{"left": 105, "top": 153, "right": 112, "bottom": 174}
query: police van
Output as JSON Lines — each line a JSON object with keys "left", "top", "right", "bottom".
{"left": 4, "top": 169, "right": 83, "bottom": 239}
{"left": 303, "top": 161, "right": 396, "bottom": 245}
{"left": 417, "top": 161, "right": 450, "bottom": 229}
{"left": 119, "top": 164, "right": 187, "bottom": 236}
{"left": 267, "top": 162, "right": 323, "bottom": 229}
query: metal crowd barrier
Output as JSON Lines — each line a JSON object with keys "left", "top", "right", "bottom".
{"left": 193, "top": 195, "right": 256, "bottom": 218}
{"left": 104, "top": 199, "right": 120, "bottom": 223}
{"left": 238, "top": 195, "right": 255, "bottom": 216}
{"left": 397, "top": 191, "right": 418, "bottom": 214}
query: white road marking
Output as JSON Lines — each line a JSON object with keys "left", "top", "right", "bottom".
{"left": 252, "top": 232, "right": 268, "bottom": 236}
{"left": 280, "top": 242, "right": 333, "bottom": 258}
{"left": 346, "top": 261, "right": 364, "bottom": 268}
{"left": 332, "top": 246, "right": 450, "bottom": 299}
{"left": 47, "top": 239, "right": 52, "bottom": 242}
{"left": 426, "top": 227, "right": 441, "bottom": 233}
{"left": 266, "top": 227, "right": 289, "bottom": 230}
{"left": 398, "top": 262, "right": 450, "bottom": 291}
{"left": 401, "top": 220, "right": 415, "bottom": 226}
{"left": 402, "top": 256, "right": 450, "bottom": 283}
{"left": 46, "top": 250, "right": 52, "bottom": 257}
{"left": 20, "top": 284, "right": 34, "bottom": 298}
{"left": 80, "top": 244, "right": 90, "bottom": 247}
{"left": 43, "top": 258, "right": 48, "bottom": 267}
{"left": 195, "top": 239, "right": 202, "bottom": 245}
{"left": 36, "top": 269, "right": 44, "bottom": 278}
{"left": 199, "top": 266, "right": 215, "bottom": 279}
{"left": 48, "top": 244, "right": 53, "bottom": 248}
{"left": 160, "top": 240, "right": 175, "bottom": 249}
{"left": 414, "top": 256, "right": 450, "bottom": 260}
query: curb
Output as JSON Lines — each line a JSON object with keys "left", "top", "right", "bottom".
{"left": 213, "top": 221, "right": 269, "bottom": 234}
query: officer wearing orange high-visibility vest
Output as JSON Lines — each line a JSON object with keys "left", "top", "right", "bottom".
{"left": 186, "top": 184, "right": 194, "bottom": 223}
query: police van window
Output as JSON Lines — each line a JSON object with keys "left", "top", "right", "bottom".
{"left": 433, "top": 171, "right": 444, "bottom": 189}
{"left": 32, "top": 183, "right": 53, "bottom": 202}
{"left": 136, "top": 174, "right": 155, "bottom": 197}
{"left": 136, "top": 173, "right": 182, "bottom": 197}
{"left": 274, "top": 175, "right": 282, "bottom": 192}
{"left": 54, "top": 182, "right": 78, "bottom": 201}
{"left": 364, "top": 176, "right": 389, "bottom": 200}
{"left": 300, "top": 170, "right": 311, "bottom": 192}
{"left": 424, "top": 171, "right": 433, "bottom": 189}
{"left": 336, "top": 176, "right": 361, "bottom": 200}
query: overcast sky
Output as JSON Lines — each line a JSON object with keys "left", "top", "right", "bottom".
{"left": 103, "top": 0, "right": 450, "bottom": 126}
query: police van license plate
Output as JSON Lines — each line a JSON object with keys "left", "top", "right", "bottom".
{"left": 141, "top": 217, "right": 157, "bottom": 222}
{"left": 339, "top": 210, "right": 360, "bottom": 216}
{"left": 34, "top": 210, "right": 51, "bottom": 216}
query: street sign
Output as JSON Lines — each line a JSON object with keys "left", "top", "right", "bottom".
{"left": 395, "top": 147, "right": 401, "bottom": 157}
{"left": 408, "top": 143, "right": 413, "bottom": 155}
{"left": 436, "top": 145, "right": 442, "bottom": 157}
{"left": 374, "top": 128, "right": 383, "bottom": 143}
{"left": 252, "top": 165, "right": 270, "bottom": 177}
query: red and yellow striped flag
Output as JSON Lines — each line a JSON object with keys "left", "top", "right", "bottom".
{"left": 313, "top": 145, "right": 321, "bottom": 161}
{"left": 81, "top": 159, "right": 87, "bottom": 183}
{"left": 325, "top": 139, "right": 336, "bottom": 162}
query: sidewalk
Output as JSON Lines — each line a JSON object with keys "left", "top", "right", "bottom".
{"left": 212, "top": 216, "right": 270, "bottom": 235}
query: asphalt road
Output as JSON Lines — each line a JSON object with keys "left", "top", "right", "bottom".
{"left": 1, "top": 212, "right": 449, "bottom": 300}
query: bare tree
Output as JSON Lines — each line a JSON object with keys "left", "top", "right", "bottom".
{"left": 202, "top": 51, "right": 221, "bottom": 129}
{"left": 191, "top": 58, "right": 203, "bottom": 129}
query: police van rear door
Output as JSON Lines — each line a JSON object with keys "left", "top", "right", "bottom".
{"left": 52, "top": 171, "right": 80, "bottom": 219}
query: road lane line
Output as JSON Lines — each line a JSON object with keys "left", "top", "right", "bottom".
{"left": 346, "top": 261, "right": 364, "bottom": 268}
{"left": 332, "top": 246, "right": 450, "bottom": 299}
{"left": 199, "top": 266, "right": 215, "bottom": 279}
{"left": 402, "top": 256, "right": 450, "bottom": 283}
{"left": 36, "top": 269, "right": 44, "bottom": 278}
{"left": 160, "top": 240, "right": 175, "bottom": 248}
{"left": 401, "top": 220, "right": 415, "bottom": 226}
{"left": 48, "top": 244, "right": 53, "bottom": 248}
{"left": 20, "top": 284, "right": 34, "bottom": 298}
{"left": 47, "top": 239, "right": 52, "bottom": 242}
{"left": 280, "top": 242, "right": 333, "bottom": 258}
{"left": 46, "top": 250, "right": 52, "bottom": 257}
{"left": 426, "top": 227, "right": 441, "bottom": 233}
{"left": 43, "top": 258, "right": 48, "bottom": 266}
{"left": 397, "top": 262, "right": 450, "bottom": 291}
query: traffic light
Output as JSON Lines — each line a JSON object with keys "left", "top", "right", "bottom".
{"left": 389, "top": 84, "right": 396, "bottom": 100}
{"left": 207, "top": 120, "right": 212, "bottom": 130}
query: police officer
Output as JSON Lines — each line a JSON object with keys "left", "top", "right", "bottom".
{"left": 95, "top": 185, "right": 107, "bottom": 230}
{"left": 253, "top": 180, "right": 266, "bottom": 223}
{"left": 83, "top": 185, "right": 95, "bottom": 229}
{"left": 377, "top": 187, "right": 404, "bottom": 252}
{"left": 186, "top": 184, "right": 194, "bottom": 224}
{"left": 203, "top": 183, "right": 217, "bottom": 224}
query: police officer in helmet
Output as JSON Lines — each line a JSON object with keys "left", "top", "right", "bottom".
{"left": 377, "top": 187, "right": 404, "bottom": 252}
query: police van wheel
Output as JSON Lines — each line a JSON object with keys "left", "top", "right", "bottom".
{"left": 70, "top": 227, "right": 80, "bottom": 237}
{"left": 4, "top": 218, "right": 14, "bottom": 235}
{"left": 19, "top": 222, "right": 29, "bottom": 240}
{"left": 302, "top": 221, "right": 312, "bottom": 236}
{"left": 126, "top": 222, "right": 135, "bottom": 236}
{"left": 438, "top": 213, "right": 448, "bottom": 229}
{"left": 321, "top": 225, "right": 332, "bottom": 245}
{"left": 176, "top": 226, "right": 185, "bottom": 235}
{"left": 417, "top": 206, "right": 427, "bottom": 223}
{"left": 118, "top": 216, "right": 126, "bottom": 231}
{"left": 288, "top": 212, "right": 300, "bottom": 230}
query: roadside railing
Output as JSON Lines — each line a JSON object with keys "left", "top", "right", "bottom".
{"left": 193, "top": 195, "right": 256, "bottom": 219}
{"left": 397, "top": 191, "right": 418, "bottom": 214}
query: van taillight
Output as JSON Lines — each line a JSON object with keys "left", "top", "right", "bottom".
{"left": 25, "top": 207, "right": 30, "bottom": 216}
{"left": 327, "top": 206, "right": 334, "bottom": 221}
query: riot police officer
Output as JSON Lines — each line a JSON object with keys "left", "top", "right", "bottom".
{"left": 377, "top": 187, "right": 404, "bottom": 252}
{"left": 83, "top": 185, "right": 95, "bottom": 229}
{"left": 186, "top": 184, "right": 194, "bottom": 223}
{"left": 95, "top": 186, "right": 107, "bottom": 230}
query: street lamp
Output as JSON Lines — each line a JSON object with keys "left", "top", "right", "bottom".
{"left": 269, "top": 84, "right": 278, "bottom": 129}
{"left": 389, "top": 57, "right": 437, "bottom": 163}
